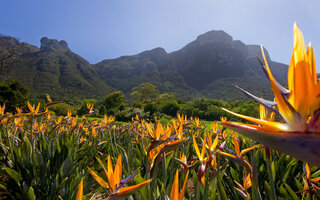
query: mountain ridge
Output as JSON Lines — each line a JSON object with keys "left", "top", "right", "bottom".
{"left": 0, "top": 30, "right": 288, "bottom": 101}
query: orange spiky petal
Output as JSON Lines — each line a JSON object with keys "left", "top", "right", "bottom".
{"left": 262, "top": 46, "right": 304, "bottom": 131}
{"left": 179, "top": 170, "right": 189, "bottom": 200}
{"left": 107, "top": 155, "right": 116, "bottom": 191}
{"left": 170, "top": 170, "right": 179, "bottom": 200}
{"left": 76, "top": 178, "right": 83, "bottom": 200}
{"left": 193, "top": 135, "right": 201, "bottom": 161}
{"left": 233, "top": 135, "right": 240, "bottom": 156}
{"left": 114, "top": 155, "right": 122, "bottom": 188}
{"left": 109, "top": 179, "right": 152, "bottom": 200}
{"left": 87, "top": 167, "right": 109, "bottom": 188}
{"left": 222, "top": 108, "right": 287, "bottom": 131}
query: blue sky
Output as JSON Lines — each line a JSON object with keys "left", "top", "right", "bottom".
{"left": 1, "top": 0, "right": 320, "bottom": 68}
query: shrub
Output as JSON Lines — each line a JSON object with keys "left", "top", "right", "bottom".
{"left": 49, "top": 103, "right": 76, "bottom": 116}
{"left": 103, "top": 91, "right": 125, "bottom": 114}
{"left": 160, "top": 100, "right": 180, "bottom": 117}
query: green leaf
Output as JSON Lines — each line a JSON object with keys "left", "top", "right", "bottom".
{"left": 24, "top": 136, "right": 32, "bottom": 159}
{"left": 5, "top": 168, "right": 21, "bottom": 184}
{"left": 217, "top": 173, "right": 227, "bottom": 200}
{"left": 271, "top": 161, "right": 276, "bottom": 182}
{"left": 311, "top": 169, "right": 320, "bottom": 178}
{"left": 264, "top": 181, "right": 272, "bottom": 199}
{"left": 208, "top": 181, "right": 217, "bottom": 200}
{"left": 279, "top": 185, "right": 290, "bottom": 199}
{"left": 284, "top": 183, "right": 299, "bottom": 200}
{"left": 27, "top": 186, "right": 36, "bottom": 200}
{"left": 282, "top": 165, "right": 291, "bottom": 182}
{"left": 0, "top": 183, "right": 7, "bottom": 190}
{"left": 230, "top": 167, "right": 238, "bottom": 180}
{"left": 57, "top": 138, "right": 61, "bottom": 153}
{"left": 294, "top": 178, "right": 303, "bottom": 191}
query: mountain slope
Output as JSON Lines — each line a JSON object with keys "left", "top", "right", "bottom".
{"left": 94, "top": 47, "right": 199, "bottom": 99}
{"left": 169, "top": 30, "right": 287, "bottom": 100}
{"left": 95, "top": 30, "right": 288, "bottom": 101}
{"left": 1, "top": 36, "right": 114, "bottom": 100}
{"left": 1, "top": 29, "right": 288, "bottom": 101}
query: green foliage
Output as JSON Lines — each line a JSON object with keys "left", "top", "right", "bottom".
{"left": 102, "top": 91, "right": 125, "bottom": 114}
{"left": 228, "top": 100, "right": 259, "bottom": 119}
{"left": 49, "top": 103, "right": 76, "bottom": 116}
{"left": 130, "top": 82, "right": 159, "bottom": 103}
{"left": 157, "top": 92, "right": 179, "bottom": 102}
{"left": 178, "top": 98, "right": 228, "bottom": 121}
{"left": 177, "top": 98, "right": 259, "bottom": 121}
{"left": 99, "top": 105, "right": 107, "bottom": 115}
{"left": 143, "top": 102, "right": 158, "bottom": 116}
{"left": 160, "top": 100, "right": 180, "bottom": 117}
{"left": 0, "top": 80, "right": 29, "bottom": 113}
{"left": 0, "top": 117, "right": 96, "bottom": 199}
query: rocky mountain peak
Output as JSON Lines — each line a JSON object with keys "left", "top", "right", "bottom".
{"left": 196, "top": 30, "right": 233, "bottom": 45}
{"left": 0, "top": 36, "right": 20, "bottom": 47}
{"left": 140, "top": 47, "right": 167, "bottom": 58}
{"left": 40, "top": 37, "right": 69, "bottom": 52}
{"left": 0, "top": 36, "right": 39, "bottom": 54}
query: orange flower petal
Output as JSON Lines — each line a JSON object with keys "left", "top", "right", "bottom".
{"left": 170, "top": 170, "right": 179, "bottom": 200}
{"left": 193, "top": 135, "right": 201, "bottom": 160}
{"left": 222, "top": 108, "right": 287, "bottom": 131}
{"left": 233, "top": 135, "right": 240, "bottom": 156}
{"left": 76, "top": 178, "right": 83, "bottom": 200}
{"left": 261, "top": 46, "right": 304, "bottom": 131}
{"left": 87, "top": 167, "right": 109, "bottom": 188}
{"left": 107, "top": 155, "right": 116, "bottom": 191}
{"left": 179, "top": 170, "right": 189, "bottom": 200}
{"left": 114, "top": 156, "right": 122, "bottom": 187}
{"left": 108, "top": 179, "right": 152, "bottom": 200}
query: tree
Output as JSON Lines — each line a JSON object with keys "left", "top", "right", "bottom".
{"left": 0, "top": 80, "right": 29, "bottom": 113}
{"left": 103, "top": 91, "right": 125, "bottom": 114}
{"left": 99, "top": 105, "right": 107, "bottom": 115}
{"left": 161, "top": 101, "right": 180, "bottom": 117}
{"left": 144, "top": 102, "right": 158, "bottom": 116}
{"left": 156, "top": 92, "right": 178, "bottom": 102}
{"left": 130, "top": 82, "right": 159, "bottom": 103}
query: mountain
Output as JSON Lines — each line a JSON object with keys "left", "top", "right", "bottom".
{"left": 94, "top": 48, "right": 199, "bottom": 100}
{"left": 96, "top": 30, "right": 288, "bottom": 100}
{"left": 0, "top": 30, "right": 288, "bottom": 101}
{"left": 0, "top": 36, "right": 114, "bottom": 101}
{"left": 168, "top": 30, "right": 288, "bottom": 100}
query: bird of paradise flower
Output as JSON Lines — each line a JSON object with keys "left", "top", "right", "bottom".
{"left": 88, "top": 155, "right": 152, "bottom": 200}
{"left": 221, "top": 23, "right": 320, "bottom": 167}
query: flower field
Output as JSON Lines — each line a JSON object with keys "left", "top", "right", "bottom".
{"left": 0, "top": 102, "right": 319, "bottom": 199}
